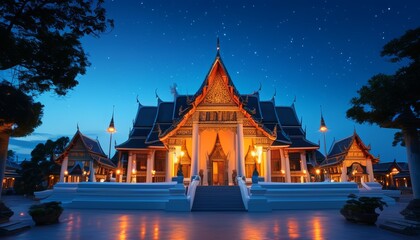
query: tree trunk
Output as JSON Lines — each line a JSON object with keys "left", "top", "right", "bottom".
{"left": 0, "top": 128, "right": 12, "bottom": 201}
{"left": 403, "top": 125, "right": 420, "bottom": 199}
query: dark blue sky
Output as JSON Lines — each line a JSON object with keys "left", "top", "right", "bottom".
{"left": 9, "top": 0, "right": 420, "bottom": 162}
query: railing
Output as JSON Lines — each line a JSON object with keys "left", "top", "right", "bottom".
{"left": 237, "top": 176, "right": 250, "bottom": 210}
{"left": 187, "top": 175, "right": 201, "bottom": 210}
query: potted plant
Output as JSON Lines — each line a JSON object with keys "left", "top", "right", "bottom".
{"left": 340, "top": 194, "right": 387, "bottom": 225}
{"left": 28, "top": 201, "right": 63, "bottom": 225}
{"left": 0, "top": 202, "right": 14, "bottom": 223}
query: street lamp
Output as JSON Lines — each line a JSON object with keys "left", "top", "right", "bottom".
{"left": 107, "top": 107, "right": 116, "bottom": 159}
{"left": 315, "top": 169, "right": 321, "bottom": 182}
{"left": 116, "top": 169, "right": 121, "bottom": 183}
{"left": 151, "top": 170, "right": 156, "bottom": 182}
{"left": 64, "top": 170, "right": 68, "bottom": 183}
{"left": 132, "top": 168, "right": 137, "bottom": 183}
{"left": 320, "top": 108, "right": 329, "bottom": 181}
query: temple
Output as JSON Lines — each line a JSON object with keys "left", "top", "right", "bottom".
{"left": 55, "top": 129, "right": 116, "bottom": 182}
{"left": 319, "top": 131, "right": 378, "bottom": 185}
{"left": 115, "top": 46, "right": 320, "bottom": 185}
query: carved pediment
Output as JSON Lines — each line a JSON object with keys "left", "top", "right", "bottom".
{"left": 203, "top": 73, "right": 233, "bottom": 104}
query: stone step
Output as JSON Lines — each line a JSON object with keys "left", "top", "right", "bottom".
{"left": 0, "top": 221, "right": 31, "bottom": 236}
{"left": 192, "top": 186, "right": 245, "bottom": 211}
{"left": 379, "top": 220, "right": 418, "bottom": 236}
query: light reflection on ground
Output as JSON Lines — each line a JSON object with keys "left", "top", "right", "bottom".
{"left": 3, "top": 195, "right": 416, "bottom": 240}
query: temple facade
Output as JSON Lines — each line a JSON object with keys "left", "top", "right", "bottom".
{"left": 319, "top": 131, "right": 379, "bottom": 185}
{"left": 116, "top": 49, "right": 320, "bottom": 185}
{"left": 56, "top": 129, "right": 116, "bottom": 183}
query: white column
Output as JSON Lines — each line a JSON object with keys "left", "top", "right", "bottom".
{"left": 191, "top": 121, "right": 200, "bottom": 176}
{"left": 146, "top": 150, "right": 155, "bottom": 183}
{"left": 236, "top": 122, "right": 245, "bottom": 177}
{"left": 127, "top": 153, "right": 133, "bottom": 183}
{"left": 280, "top": 149, "right": 286, "bottom": 182}
{"left": 300, "top": 152, "right": 310, "bottom": 182}
{"left": 341, "top": 163, "right": 347, "bottom": 182}
{"left": 284, "top": 150, "right": 291, "bottom": 183}
{"left": 263, "top": 149, "right": 270, "bottom": 182}
{"left": 60, "top": 156, "right": 68, "bottom": 182}
{"left": 366, "top": 159, "right": 374, "bottom": 182}
{"left": 89, "top": 160, "right": 96, "bottom": 182}
{"left": 166, "top": 148, "right": 175, "bottom": 181}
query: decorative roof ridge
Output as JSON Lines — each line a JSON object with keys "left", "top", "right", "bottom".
{"left": 155, "top": 89, "right": 163, "bottom": 105}
{"left": 268, "top": 88, "right": 276, "bottom": 103}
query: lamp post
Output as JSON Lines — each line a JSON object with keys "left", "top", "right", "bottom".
{"left": 315, "top": 168, "right": 321, "bottom": 182}
{"left": 107, "top": 107, "right": 116, "bottom": 159}
{"left": 320, "top": 108, "right": 328, "bottom": 181}
{"left": 116, "top": 169, "right": 121, "bottom": 183}
{"left": 151, "top": 170, "right": 156, "bottom": 182}
{"left": 64, "top": 170, "right": 68, "bottom": 183}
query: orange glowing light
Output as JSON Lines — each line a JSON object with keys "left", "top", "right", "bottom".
{"left": 107, "top": 126, "right": 116, "bottom": 133}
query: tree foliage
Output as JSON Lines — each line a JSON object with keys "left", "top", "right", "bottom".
{"left": 347, "top": 27, "right": 420, "bottom": 145}
{"left": 0, "top": 0, "right": 114, "bottom": 96}
{"left": 0, "top": 0, "right": 113, "bottom": 137}
{"left": 15, "top": 137, "right": 69, "bottom": 195}
{"left": 0, "top": 0, "right": 112, "bottom": 198}
{"left": 0, "top": 81, "right": 43, "bottom": 137}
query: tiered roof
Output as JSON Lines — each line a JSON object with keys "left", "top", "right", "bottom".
{"left": 56, "top": 130, "right": 115, "bottom": 169}
{"left": 373, "top": 159, "right": 409, "bottom": 173}
{"left": 321, "top": 131, "right": 379, "bottom": 167}
{"left": 117, "top": 50, "right": 317, "bottom": 151}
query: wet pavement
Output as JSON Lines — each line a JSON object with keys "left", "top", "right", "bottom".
{"left": 2, "top": 194, "right": 417, "bottom": 240}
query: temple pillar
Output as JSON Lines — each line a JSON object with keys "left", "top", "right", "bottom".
{"left": 89, "top": 160, "right": 96, "bottom": 182}
{"left": 280, "top": 149, "right": 286, "bottom": 182}
{"left": 60, "top": 156, "right": 68, "bottom": 182}
{"left": 263, "top": 148, "right": 271, "bottom": 182}
{"left": 341, "top": 163, "right": 347, "bottom": 182}
{"left": 191, "top": 121, "right": 200, "bottom": 176}
{"left": 236, "top": 121, "right": 245, "bottom": 177}
{"left": 366, "top": 159, "right": 374, "bottom": 182}
{"left": 166, "top": 148, "right": 175, "bottom": 182}
{"left": 146, "top": 150, "right": 155, "bottom": 183}
{"left": 284, "top": 150, "right": 291, "bottom": 183}
{"left": 127, "top": 153, "right": 133, "bottom": 183}
{"left": 300, "top": 152, "right": 310, "bottom": 182}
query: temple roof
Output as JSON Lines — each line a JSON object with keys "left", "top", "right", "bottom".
{"left": 320, "top": 131, "right": 379, "bottom": 167}
{"left": 56, "top": 129, "right": 116, "bottom": 169}
{"left": 275, "top": 105, "right": 318, "bottom": 148}
{"left": 116, "top": 51, "right": 318, "bottom": 151}
{"left": 373, "top": 159, "right": 409, "bottom": 173}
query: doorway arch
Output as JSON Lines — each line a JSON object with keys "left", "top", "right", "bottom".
{"left": 207, "top": 134, "right": 228, "bottom": 185}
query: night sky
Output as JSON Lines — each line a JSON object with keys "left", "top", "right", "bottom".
{"left": 9, "top": 0, "right": 420, "bottom": 162}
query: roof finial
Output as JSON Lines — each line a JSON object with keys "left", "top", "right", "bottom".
{"left": 170, "top": 83, "right": 178, "bottom": 98}
{"left": 155, "top": 89, "right": 162, "bottom": 104}
{"left": 320, "top": 105, "right": 327, "bottom": 132}
{"left": 77, "top": 123, "right": 79, "bottom": 131}
{"left": 216, "top": 37, "right": 220, "bottom": 55}
{"left": 107, "top": 106, "right": 116, "bottom": 133}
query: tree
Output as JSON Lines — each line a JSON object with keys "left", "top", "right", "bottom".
{"left": 347, "top": 28, "right": 420, "bottom": 200}
{"left": 0, "top": 1, "right": 113, "bottom": 198}
{"left": 15, "top": 137, "right": 69, "bottom": 195}
{"left": 7, "top": 150, "right": 16, "bottom": 161}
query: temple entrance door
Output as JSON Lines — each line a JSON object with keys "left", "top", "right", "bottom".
{"left": 212, "top": 160, "right": 225, "bottom": 185}
{"left": 207, "top": 134, "right": 229, "bottom": 186}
